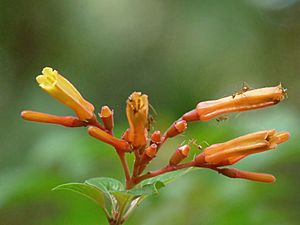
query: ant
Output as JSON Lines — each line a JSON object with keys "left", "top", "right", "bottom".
{"left": 147, "top": 103, "right": 158, "bottom": 131}
{"left": 147, "top": 114, "right": 156, "bottom": 131}
{"left": 187, "top": 139, "right": 209, "bottom": 151}
{"left": 216, "top": 115, "right": 230, "bottom": 123}
{"left": 232, "top": 82, "right": 252, "bottom": 99}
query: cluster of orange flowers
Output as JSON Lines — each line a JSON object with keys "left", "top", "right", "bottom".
{"left": 21, "top": 67, "right": 290, "bottom": 189}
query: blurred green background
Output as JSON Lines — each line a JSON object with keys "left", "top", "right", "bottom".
{"left": 1, "top": 0, "right": 300, "bottom": 224}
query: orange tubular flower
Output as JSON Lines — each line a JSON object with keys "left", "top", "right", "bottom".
{"left": 195, "top": 130, "right": 290, "bottom": 166}
{"left": 169, "top": 145, "right": 190, "bottom": 166}
{"left": 151, "top": 130, "right": 162, "bottom": 144}
{"left": 218, "top": 168, "right": 276, "bottom": 183}
{"left": 165, "top": 120, "right": 187, "bottom": 138}
{"left": 21, "top": 110, "right": 86, "bottom": 127}
{"left": 100, "top": 106, "right": 114, "bottom": 131}
{"left": 182, "top": 84, "right": 285, "bottom": 122}
{"left": 88, "top": 126, "right": 131, "bottom": 152}
{"left": 126, "top": 92, "right": 149, "bottom": 148}
{"left": 138, "top": 144, "right": 158, "bottom": 174}
{"left": 36, "top": 67, "right": 95, "bottom": 121}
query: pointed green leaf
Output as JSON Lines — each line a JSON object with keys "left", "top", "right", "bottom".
{"left": 86, "top": 177, "right": 124, "bottom": 193}
{"left": 122, "top": 196, "right": 145, "bottom": 220}
{"left": 141, "top": 168, "right": 193, "bottom": 187}
{"left": 85, "top": 177, "right": 125, "bottom": 214}
{"left": 111, "top": 191, "right": 137, "bottom": 220}
{"left": 128, "top": 181, "right": 165, "bottom": 196}
{"left": 112, "top": 191, "right": 135, "bottom": 205}
{"left": 53, "top": 183, "right": 106, "bottom": 209}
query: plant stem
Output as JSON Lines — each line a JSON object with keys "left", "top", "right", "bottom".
{"left": 88, "top": 114, "right": 106, "bottom": 130}
{"left": 134, "top": 161, "right": 196, "bottom": 184}
{"left": 117, "top": 151, "right": 131, "bottom": 182}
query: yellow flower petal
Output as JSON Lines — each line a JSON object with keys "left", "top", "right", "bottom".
{"left": 36, "top": 67, "right": 94, "bottom": 121}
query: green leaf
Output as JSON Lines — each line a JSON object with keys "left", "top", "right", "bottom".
{"left": 86, "top": 177, "right": 124, "bottom": 193}
{"left": 122, "top": 196, "right": 145, "bottom": 220}
{"left": 53, "top": 183, "right": 106, "bottom": 209}
{"left": 128, "top": 181, "right": 165, "bottom": 196}
{"left": 111, "top": 191, "right": 137, "bottom": 220}
{"left": 85, "top": 177, "right": 125, "bottom": 212}
{"left": 141, "top": 168, "right": 193, "bottom": 187}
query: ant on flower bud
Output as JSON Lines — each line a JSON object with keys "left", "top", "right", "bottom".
{"left": 232, "top": 82, "right": 252, "bottom": 99}
{"left": 216, "top": 115, "right": 230, "bottom": 123}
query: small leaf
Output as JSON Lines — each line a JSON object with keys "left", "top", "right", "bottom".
{"left": 53, "top": 183, "right": 106, "bottom": 209}
{"left": 141, "top": 168, "right": 193, "bottom": 187}
{"left": 112, "top": 191, "right": 135, "bottom": 205}
{"left": 86, "top": 177, "right": 124, "bottom": 193}
{"left": 123, "top": 196, "right": 145, "bottom": 220}
{"left": 128, "top": 181, "right": 165, "bottom": 196}
{"left": 85, "top": 177, "right": 125, "bottom": 212}
{"left": 111, "top": 191, "right": 137, "bottom": 220}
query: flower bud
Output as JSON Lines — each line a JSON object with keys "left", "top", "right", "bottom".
{"left": 21, "top": 110, "right": 86, "bottom": 127}
{"left": 99, "top": 106, "right": 114, "bottom": 131}
{"left": 145, "top": 144, "right": 157, "bottom": 158}
{"left": 126, "top": 92, "right": 149, "bottom": 148}
{"left": 88, "top": 126, "right": 130, "bottom": 152}
{"left": 138, "top": 144, "right": 158, "bottom": 174}
{"left": 36, "top": 67, "right": 95, "bottom": 121}
{"left": 183, "top": 85, "right": 286, "bottom": 122}
{"left": 218, "top": 168, "right": 276, "bottom": 183}
{"left": 169, "top": 145, "right": 190, "bottom": 166}
{"left": 165, "top": 120, "right": 187, "bottom": 138}
{"left": 151, "top": 130, "right": 162, "bottom": 144}
{"left": 195, "top": 130, "right": 290, "bottom": 166}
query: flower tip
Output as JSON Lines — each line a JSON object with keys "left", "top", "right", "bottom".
{"left": 100, "top": 106, "right": 113, "bottom": 117}
{"left": 179, "top": 144, "right": 190, "bottom": 157}
{"left": 20, "top": 110, "right": 28, "bottom": 119}
{"left": 151, "top": 130, "right": 162, "bottom": 143}
{"left": 88, "top": 126, "right": 101, "bottom": 137}
{"left": 145, "top": 144, "right": 157, "bottom": 158}
{"left": 270, "top": 175, "right": 276, "bottom": 183}
{"left": 87, "top": 126, "right": 96, "bottom": 134}
{"left": 20, "top": 110, "right": 40, "bottom": 121}
{"left": 268, "top": 131, "right": 290, "bottom": 147}
{"left": 175, "top": 120, "right": 187, "bottom": 133}
{"left": 36, "top": 67, "right": 58, "bottom": 87}
{"left": 276, "top": 131, "right": 290, "bottom": 144}
{"left": 166, "top": 120, "right": 187, "bottom": 138}
{"left": 42, "top": 66, "right": 54, "bottom": 74}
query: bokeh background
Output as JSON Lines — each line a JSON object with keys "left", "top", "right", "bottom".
{"left": 1, "top": 0, "right": 300, "bottom": 224}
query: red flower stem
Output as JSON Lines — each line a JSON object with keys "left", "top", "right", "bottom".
{"left": 116, "top": 150, "right": 131, "bottom": 182}
{"left": 157, "top": 115, "right": 187, "bottom": 151}
{"left": 88, "top": 114, "right": 106, "bottom": 130}
{"left": 132, "top": 151, "right": 141, "bottom": 177}
{"left": 134, "top": 161, "right": 196, "bottom": 184}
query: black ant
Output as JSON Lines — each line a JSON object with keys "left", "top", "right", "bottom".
{"left": 216, "top": 115, "right": 230, "bottom": 123}
{"left": 232, "top": 82, "right": 252, "bottom": 99}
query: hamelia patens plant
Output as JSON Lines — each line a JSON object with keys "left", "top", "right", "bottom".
{"left": 21, "top": 67, "right": 290, "bottom": 225}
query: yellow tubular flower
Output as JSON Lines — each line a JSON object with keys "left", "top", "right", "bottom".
{"left": 36, "top": 67, "right": 94, "bottom": 121}
{"left": 126, "top": 92, "right": 149, "bottom": 148}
